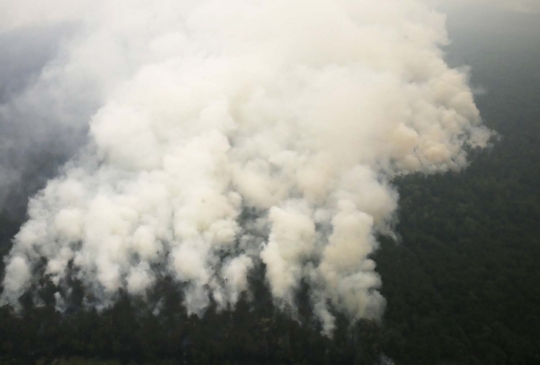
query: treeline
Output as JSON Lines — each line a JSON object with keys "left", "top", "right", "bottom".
{"left": 0, "top": 271, "right": 384, "bottom": 365}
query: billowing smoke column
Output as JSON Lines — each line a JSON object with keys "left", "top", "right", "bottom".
{"left": 1, "top": 0, "right": 492, "bottom": 334}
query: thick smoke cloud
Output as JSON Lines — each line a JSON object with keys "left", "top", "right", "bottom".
{"left": 1, "top": 0, "right": 492, "bottom": 334}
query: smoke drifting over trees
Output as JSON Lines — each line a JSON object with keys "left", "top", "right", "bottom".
{"left": 1, "top": 0, "right": 492, "bottom": 334}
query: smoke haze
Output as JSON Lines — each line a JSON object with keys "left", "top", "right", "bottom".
{"left": 1, "top": 0, "right": 492, "bottom": 334}
{"left": 434, "top": 0, "right": 540, "bottom": 13}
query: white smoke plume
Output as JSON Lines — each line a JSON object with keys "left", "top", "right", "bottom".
{"left": 1, "top": 0, "right": 492, "bottom": 334}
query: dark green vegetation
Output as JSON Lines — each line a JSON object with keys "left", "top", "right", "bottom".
{"left": 374, "top": 11, "right": 540, "bottom": 364}
{"left": 1, "top": 8, "right": 540, "bottom": 365}
{"left": 0, "top": 273, "right": 384, "bottom": 365}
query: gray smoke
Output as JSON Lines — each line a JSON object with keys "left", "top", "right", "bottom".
{"left": 1, "top": 0, "right": 492, "bottom": 334}
{"left": 0, "top": 22, "right": 97, "bottom": 219}
{"left": 433, "top": 0, "right": 540, "bottom": 13}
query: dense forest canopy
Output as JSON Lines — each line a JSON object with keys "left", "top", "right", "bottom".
{"left": 1, "top": 4, "right": 540, "bottom": 365}
{"left": 374, "top": 8, "right": 540, "bottom": 364}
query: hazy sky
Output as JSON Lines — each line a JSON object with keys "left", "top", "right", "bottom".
{"left": 434, "top": 0, "right": 540, "bottom": 13}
